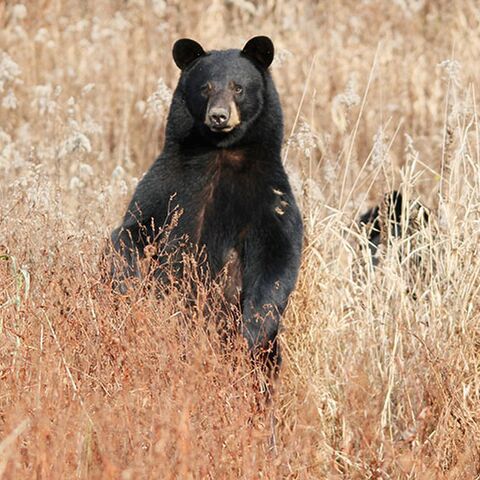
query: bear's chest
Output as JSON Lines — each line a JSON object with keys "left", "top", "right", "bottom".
{"left": 192, "top": 150, "right": 260, "bottom": 242}
{"left": 177, "top": 150, "right": 263, "bottom": 290}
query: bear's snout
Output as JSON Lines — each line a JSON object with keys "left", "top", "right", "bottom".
{"left": 205, "top": 95, "right": 241, "bottom": 133}
{"left": 208, "top": 107, "right": 230, "bottom": 129}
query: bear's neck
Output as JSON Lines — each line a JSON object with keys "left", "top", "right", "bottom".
{"left": 173, "top": 143, "right": 283, "bottom": 173}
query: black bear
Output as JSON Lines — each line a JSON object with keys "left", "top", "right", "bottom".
{"left": 110, "top": 36, "right": 303, "bottom": 372}
{"left": 359, "top": 191, "right": 429, "bottom": 266}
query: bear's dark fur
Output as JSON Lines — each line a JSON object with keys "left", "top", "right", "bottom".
{"left": 359, "top": 191, "right": 429, "bottom": 266}
{"left": 110, "top": 36, "right": 303, "bottom": 372}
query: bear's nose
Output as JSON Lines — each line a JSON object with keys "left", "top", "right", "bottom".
{"left": 208, "top": 107, "right": 229, "bottom": 128}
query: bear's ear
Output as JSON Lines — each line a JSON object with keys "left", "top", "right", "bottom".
{"left": 172, "top": 39, "right": 206, "bottom": 70}
{"left": 241, "top": 36, "right": 274, "bottom": 69}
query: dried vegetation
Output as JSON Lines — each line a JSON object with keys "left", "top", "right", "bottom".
{"left": 2, "top": 0, "right": 480, "bottom": 478}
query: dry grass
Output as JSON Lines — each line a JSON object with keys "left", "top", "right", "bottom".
{"left": 2, "top": 0, "right": 480, "bottom": 478}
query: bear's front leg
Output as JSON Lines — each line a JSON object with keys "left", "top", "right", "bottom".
{"left": 240, "top": 208, "right": 303, "bottom": 372}
{"left": 110, "top": 160, "right": 171, "bottom": 292}
{"left": 110, "top": 224, "right": 145, "bottom": 293}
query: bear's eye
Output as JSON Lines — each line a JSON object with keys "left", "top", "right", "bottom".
{"left": 201, "top": 83, "right": 212, "bottom": 96}
{"left": 233, "top": 84, "right": 243, "bottom": 95}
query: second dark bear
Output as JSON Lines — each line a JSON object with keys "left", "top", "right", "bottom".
{"left": 111, "top": 36, "right": 303, "bottom": 370}
{"left": 359, "top": 191, "right": 430, "bottom": 266}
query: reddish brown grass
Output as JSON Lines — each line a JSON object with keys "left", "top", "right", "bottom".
{"left": 2, "top": 0, "right": 480, "bottom": 478}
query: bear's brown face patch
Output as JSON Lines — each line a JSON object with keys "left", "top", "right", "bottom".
{"left": 204, "top": 81, "right": 242, "bottom": 132}
{"left": 227, "top": 101, "right": 241, "bottom": 129}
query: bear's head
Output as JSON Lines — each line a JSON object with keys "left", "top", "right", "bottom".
{"left": 171, "top": 36, "right": 278, "bottom": 148}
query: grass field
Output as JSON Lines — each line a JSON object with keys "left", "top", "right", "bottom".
{"left": 2, "top": 0, "right": 480, "bottom": 478}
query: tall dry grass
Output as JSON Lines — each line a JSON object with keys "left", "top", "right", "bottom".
{"left": 2, "top": 0, "right": 480, "bottom": 478}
